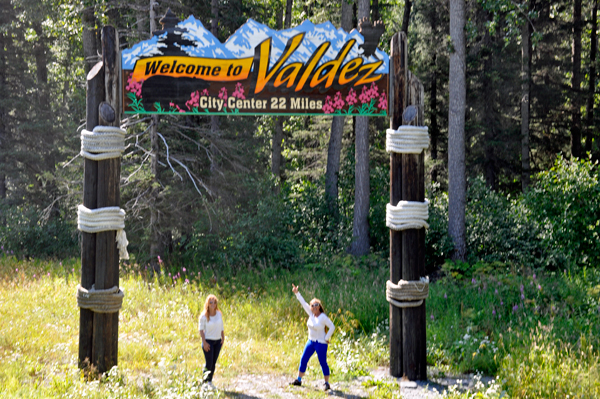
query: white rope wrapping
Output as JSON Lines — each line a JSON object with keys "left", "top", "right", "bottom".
{"left": 77, "top": 205, "right": 129, "bottom": 260}
{"left": 386, "top": 126, "right": 430, "bottom": 154}
{"left": 386, "top": 277, "right": 429, "bottom": 308}
{"left": 81, "top": 126, "right": 126, "bottom": 160}
{"left": 386, "top": 199, "right": 429, "bottom": 231}
{"left": 76, "top": 284, "right": 124, "bottom": 313}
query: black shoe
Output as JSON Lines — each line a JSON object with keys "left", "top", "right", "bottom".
{"left": 324, "top": 382, "right": 331, "bottom": 391}
{"left": 290, "top": 379, "right": 301, "bottom": 386}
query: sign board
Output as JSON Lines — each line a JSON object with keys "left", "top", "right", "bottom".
{"left": 122, "top": 12, "right": 389, "bottom": 116}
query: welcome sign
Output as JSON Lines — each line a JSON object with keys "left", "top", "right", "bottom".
{"left": 122, "top": 10, "right": 389, "bottom": 116}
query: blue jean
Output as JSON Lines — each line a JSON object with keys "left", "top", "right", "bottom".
{"left": 298, "top": 340, "right": 330, "bottom": 376}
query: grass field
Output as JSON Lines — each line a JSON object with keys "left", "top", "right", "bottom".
{"left": 1, "top": 255, "right": 599, "bottom": 398}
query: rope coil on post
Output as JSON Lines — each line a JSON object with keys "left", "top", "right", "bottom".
{"left": 386, "top": 126, "right": 430, "bottom": 154}
{"left": 386, "top": 277, "right": 429, "bottom": 308}
{"left": 386, "top": 199, "right": 429, "bottom": 231}
{"left": 77, "top": 125, "right": 129, "bottom": 260}
{"left": 80, "top": 126, "right": 126, "bottom": 161}
{"left": 385, "top": 125, "right": 430, "bottom": 230}
{"left": 76, "top": 284, "right": 124, "bottom": 313}
{"left": 386, "top": 124, "right": 431, "bottom": 309}
{"left": 77, "top": 205, "right": 129, "bottom": 260}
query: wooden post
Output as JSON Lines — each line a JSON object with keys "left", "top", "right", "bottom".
{"left": 389, "top": 32, "right": 408, "bottom": 378}
{"left": 79, "top": 60, "right": 104, "bottom": 368}
{"left": 79, "top": 25, "right": 121, "bottom": 374}
{"left": 389, "top": 32, "right": 427, "bottom": 381}
{"left": 92, "top": 25, "right": 121, "bottom": 373}
{"left": 402, "top": 72, "right": 426, "bottom": 380}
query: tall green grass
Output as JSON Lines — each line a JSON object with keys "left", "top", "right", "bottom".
{"left": 1, "top": 255, "right": 599, "bottom": 398}
{"left": 0, "top": 255, "right": 389, "bottom": 398}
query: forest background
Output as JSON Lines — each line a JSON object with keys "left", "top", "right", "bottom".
{"left": 0, "top": 0, "right": 598, "bottom": 272}
{"left": 0, "top": 0, "right": 600, "bottom": 397}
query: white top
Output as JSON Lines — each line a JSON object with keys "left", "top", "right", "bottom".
{"left": 295, "top": 292, "right": 335, "bottom": 344}
{"left": 199, "top": 310, "right": 224, "bottom": 340}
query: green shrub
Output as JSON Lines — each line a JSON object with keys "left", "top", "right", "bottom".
{"left": 426, "top": 183, "right": 454, "bottom": 271}
{"left": 523, "top": 155, "right": 600, "bottom": 269}
{"left": 465, "top": 176, "right": 544, "bottom": 268}
{"left": 0, "top": 205, "right": 78, "bottom": 259}
{"left": 174, "top": 179, "right": 304, "bottom": 272}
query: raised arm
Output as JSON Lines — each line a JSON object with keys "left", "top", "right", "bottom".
{"left": 292, "top": 283, "right": 312, "bottom": 316}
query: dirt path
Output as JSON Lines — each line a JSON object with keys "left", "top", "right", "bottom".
{"left": 214, "top": 368, "right": 495, "bottom": 398}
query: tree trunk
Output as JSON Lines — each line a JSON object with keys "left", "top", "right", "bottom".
{"left": 448, "top": 0, "right": 467, "bottom": 261}
{"left": 586, "top": 0, "right": 598, "bottom": 154}
{"left": 521, "top": 18, "right": 531, "bottom": 191}
{"left": 342, "top": 0, "right": 353, "bottom": 32}
{"left": 149, "top": 0, "right": 157, "bottom": 33}
{"left": 325, "top": 116, "right": 344, "bottom": 215}
{"left": 210, "top": 0, "right": 220, "bottom": 173}
{"left": 271, "top": 0, "right": 293, "bottom": 182}
{"left": 349, "top": 0, "right": 371, "bottom": 256}
{"left": 325, "top": 0, "right": 352, "bottom": 215}
{"left": 0, "top": 31, "right": 5, "bottom": 203}
{"left": 285, "top": 0, "right": 293, "bottom": 28}
{"left": 32, "top": 22, "right": 48, "bottom": 86}
{"left": 372, "top": 0, "right": 380, "bottom": 22}
{"left": 483, "top": 27, "right": 497, "bottom": 191}
{"left": 401, "top": 0, "right": 412, "bottom": 35}
{"left": 271, "top": 116, "right": 284, "bottom": 178}
{"left": 149, "top": 115, "right": 160, "bottom": 271}
{"left": 149, "top": 1, "right": 161, "bottom": 272}
{"left": 571, "top": 0, "right": 582, "bottom": 158}
{"left": 428, "top": 6, "right": 439, "bottom": 183}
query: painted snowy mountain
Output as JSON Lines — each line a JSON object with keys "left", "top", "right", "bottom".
{"left": 122, "top": 36, "right": 166, "bottom": 70}
{"left": 225, "top": 19, "right": 389, "bottom": 73}
{"left": 178, "top": 16, "right": 235, "bottom": 59}
{"left": 122, "top": 16, "right": 389, "bottom": 74}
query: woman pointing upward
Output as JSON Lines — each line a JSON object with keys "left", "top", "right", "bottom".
{"left": 290, "top": 283, "right": 335, "bottom": 391}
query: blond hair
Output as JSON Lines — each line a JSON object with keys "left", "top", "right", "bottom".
{"left": 203, "top": 294, "right": 219, "bottom": 322}
{"left": 310, "top": 298, "right": 324, "bottom": 314}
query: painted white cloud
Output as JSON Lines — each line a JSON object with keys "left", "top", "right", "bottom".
{"left": 122, "top": 16, "right": 389, "bottom": 74}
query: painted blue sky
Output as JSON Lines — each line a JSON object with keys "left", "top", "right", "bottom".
{"left": 122, "top": 16, "right": 389, "bottom": 74}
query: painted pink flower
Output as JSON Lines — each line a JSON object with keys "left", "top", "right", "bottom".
{"left": 322, "top": 96, "right": 334, "bottom": 114}
{"left": 218, "top": 87, "right": 228, "bottom": 101}
{"left": 359, "top": 85, "right": 371, "bottom": 103}
{"left": 186, "top": 91, "right": 200, "bottom": 110}
{"left": 232, "top": 82, "right": 246, "bottom": 99}
{"left": 201, "top": 89, "right": 209, "bottom": 96}
{"left": 369, "top": 82, "right": 379, "bottom": 100}
{"left": 332, "top": 92, "right": 345, "bottom": 110}
{"left": 346, "top": 88, "right": 357, "bottom": 105}
{"left": 126, "top": 75, "right": 144, "bottom": 97}
{"left": 378, "top": 92, "right": 387, "bottom": 110}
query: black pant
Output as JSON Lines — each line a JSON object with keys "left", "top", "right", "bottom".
{"left": 202, "top": 339, "right": 222, "bottom": 382}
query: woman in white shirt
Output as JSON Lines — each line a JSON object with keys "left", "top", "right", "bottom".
{"left": 198, "top": 294, "right": 224, "bottom": 385}
{"left": 290, "top": 283, "right": 335, "bottom": 391}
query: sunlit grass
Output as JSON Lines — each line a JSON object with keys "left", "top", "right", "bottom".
{"left": 0, "top": 256, "right": 389, "bottom": 398}
{"left": 1, "top": 255, "right": 600, "bottom": 398}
